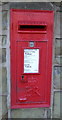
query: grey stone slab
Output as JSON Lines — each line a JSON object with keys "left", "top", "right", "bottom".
{"left": 54, "top": 39, "right": 62, "bottom": 65}
{"left": 0, "top": 35, "right": 7, "bottom": 47}
{"left": 2, "top": 112, "right": 8, "bottom": 119}
{"left": 55, "top": 11, "right": 62, "bottom": 38}
{"left": 11, "top": 108, "right": 45, "bottom": 118}
{"left": 0, "top": 36, "right": 2, "bottom": 46}
{"left": 0, "top": 6, "right": 2, "bottom": 35}
{"left": 0, "top": 48, "right": 2, "bottom": 64}
{"left": 60, "top": 91, "right": 62, "bottom": 118}
{"left": 2, "top": 67, "right": 7, "bottom": 94}
{"left": 2, "top": 3, "right": 9, "bottom": 10}
{"left": 0, "top": 96, "right": 2, "bottom": 120}
{"left": 47, "top": 109, "right": 51, "bottom": 118}
{"left": 60, "top": 11, "right": 62, "bottom": 37}
{"left": 55, "top": 12, "right": 60, "bottom": 37}
{"left": 0, "top": 1, "right": 2, "bottom": 5}
{"left": 2, "top": 11, "right": 8, "bottom": 30}
{"left": 2, "top": 35, "right": 7, "bottom": 47}
{"left": 2, "top": 30, "right": 8, "bottom": 35}
{"left": 55, "top": 39, "right": 62, "bottom": 56}
{"left": 53, "top": 92, "right": 60, "bottom": 118}
{"left": 0, "top": 96, "right": 7, "bottom": 118}
{"left": 9, "top": 2, "right": 54, "bottom": 10}
{"left": 0, "top": 67, "right": 2, "bottom": 95}
{"left": 54, "top": 56, "right": 62, "bottom": 66}
{"left": 53, "top": 66, "right": 62, "bottom": 89}
{"left": 2, "top": 48, "right": 6, "bottom": 63}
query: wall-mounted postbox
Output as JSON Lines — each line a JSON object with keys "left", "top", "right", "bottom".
{"left": 10, "top": 9, "right": 54, "bottom": 108}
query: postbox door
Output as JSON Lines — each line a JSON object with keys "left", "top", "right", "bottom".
{"left": 16, "top": 41, "right": 48, "bottom": 105}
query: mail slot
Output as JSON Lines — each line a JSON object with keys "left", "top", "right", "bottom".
{"left": 18, "top": 24, "right": 47, "bottom": 33}
{"left": 10, "top": 9, "right": 54, "bottom": 108}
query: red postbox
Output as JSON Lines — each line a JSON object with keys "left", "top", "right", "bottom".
{"left": 10, "top": 9, "right": 54, "bottom": 108}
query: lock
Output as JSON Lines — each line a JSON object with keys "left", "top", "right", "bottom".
{"left": 21, "top": 75, "right": 27, "bottom": 82}
{"left": 22, "top": 75, "right": 24, "bottom": 80}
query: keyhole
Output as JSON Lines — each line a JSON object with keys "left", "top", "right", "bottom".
{"left": 22, "top": 75, "right": 24, "bottom": 80}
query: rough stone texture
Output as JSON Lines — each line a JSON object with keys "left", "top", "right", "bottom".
{"left": 54, "top": 39, "right": 62, "bottom": 65}
{"left": 0, "top": 36, "right": 2, "bottom": 47}
{"left": 0, "top": 35, "right": 7, "bottom": 47}
{"left": 60, "top": 10, "right": 62, "bottom": 37}
{"left": 0, "top": 36, "right": 1, "bottom": 46}
{"left": 2, "top": 67, "right": 7, "bottom": 94}
{"left": 2, "top": 11, "right": 8, "bottom": 30}
{"left": 2, "top": 3, "right": 9, "bottom": 10}
{"left": 0, "top": 68, "right": 2, "bottom": 95}
{"left": 55, "top": 11, "right": 60, "bottom": 38}
{"left": 2, "top": 112, "right": 8, "bottom": 119}
{"left": 0, "top": 96, "right": 7, "bottom": 118}
{"left": 0, "top": 5, "right": 2, "bottom": 35}
{"left": 11, "top": 108, "right": 45, "bottom": 118}
{"left": 0, "top": 48, "right": 2, "bottom": 64}
{"left": 60, "top": 67, "right": 62, "bottom": 89}
{"left": 2, "top": 48, "right": 6, "bottom": 63}
{"left": 47, "top": 108, "right": 51, "bottom": 118}
{"left": 53, "top": 66, "right": 62, "bottom": 89}
{"left": 60, "top": 91, "right": 62, "bottom": 118}
{"left": 53, "top": 92, "right": 60, "bottom": 118}
{"left": 2, "top": 35, "right": 7, "bottom": 47}
{"left": 0, "top": 96, "right": 2, "bottom": 120}
{"left": 9, "top": 2, "right": 55, "bottom": 10}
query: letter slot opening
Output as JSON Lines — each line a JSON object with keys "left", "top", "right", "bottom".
{"left": 18, "top": 24, "right": 47, "bottom": 33}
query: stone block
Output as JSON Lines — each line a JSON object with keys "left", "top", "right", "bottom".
{"left": 0, "top": 1, "right": 2, "bottom": 5}
{"left": 2, "top": 48, "right": 6, "bottom": 63}
{"left": 60, "top": 92, "right": 62, "bottom": 118}
{"left": 2, "top": 112, "right": 8, "bottom": 119}
{"left": 0, "top": 6, "right": 2, "bottom": 35}
{"left": 0, "top": 36, "right": 2, "bottom": 46}
{"left": 55, "top": 11, "right": 62, "bottom": 38}
{"left": 11, "top": 108, "right": 45, "bottom": 118}
{"left": 0, "top": 35, "right": 7, "bottom": 47}
{"left": 47, "top": 109, "right": 51, "bottom": 118}
{"left": 2, "top": 3, "right": 9, "bottom": 10}
{"left": 2, "top": 11, "right": 8, "bottom": 30}
{"left": 60, "top": 11, "right": 62, "bottom": 36}
{"left": 0, "top": 96, "right": 2, "bottom": 119}
{"left": 0, "top": 48, "right": 2, "bottom": 64}
{"left": 53, "top": 66, "right": 62, "bottom": 89}
{"left": 2, "top": 35, "right": 7, "bottom": 47}
{"left": 2, "top": 96, "right": 7, "bottom": 116}
{"left": 53, "top": 92, "right": 60, "bottom": 118}
{"left": 55, "top": 12, "right": 60, "bottom": 37}
{"left": 54, "top": 57, "right": 62, "bottom": 66}
{"left": 9, "top": 2, "right": 55, "bottom": 10}
{"left": 54, "top": 39, "right": 62, "bottom": 65}
{"left": 2, "top": 67, "right": 7, "bottom": 94}
{"left": 0, "top": 68, "right": 2, "bottom": 95}
{"left": 0, "top": 96, "right": 7, "bottom": 118}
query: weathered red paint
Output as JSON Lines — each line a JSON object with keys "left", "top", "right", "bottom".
{"left": 10, "top": 9, "right": 54, "bottom": 109}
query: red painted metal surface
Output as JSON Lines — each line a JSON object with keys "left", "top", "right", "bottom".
{"left": 10, "top": 9, "right": 54, "bottom": 109}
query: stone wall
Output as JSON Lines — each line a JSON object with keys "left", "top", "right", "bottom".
{"left": 0, "top": 2, "right": 62, "bottom": 119}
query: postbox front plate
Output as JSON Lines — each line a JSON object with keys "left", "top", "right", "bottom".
{"left": 10, "top": 9, "right": 54, "bottom": 108}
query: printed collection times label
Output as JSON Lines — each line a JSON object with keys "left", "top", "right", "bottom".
{"left": 24, "top": 49, "right": 39, "bottom": 73}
